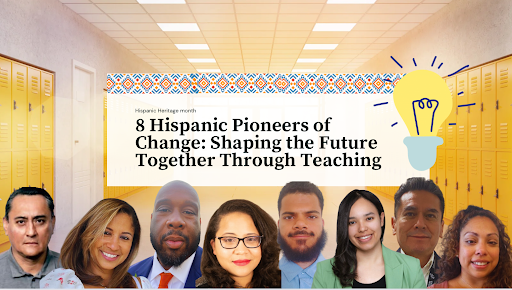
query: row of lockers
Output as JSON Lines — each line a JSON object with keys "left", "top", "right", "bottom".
{"left": 437, "top": 56, "right": 512, "bottom": 149}
{"left": 0, "top": 57, "right": 54, "bottom": 247}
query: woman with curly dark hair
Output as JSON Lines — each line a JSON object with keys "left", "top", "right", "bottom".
{"left": 430, "top": 205, "right": 512, "bottom": 288}
{"left": 196, "top": 199, "right": 281, "bottom": 288}
{"left": 312, "top": 189, "right": 425, "bottom": 288}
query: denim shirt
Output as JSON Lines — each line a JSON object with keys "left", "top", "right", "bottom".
{"left": 280, "top": 253, "right": 325, "bottom": 288}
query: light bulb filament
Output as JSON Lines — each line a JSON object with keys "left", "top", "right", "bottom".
{"left": 412, "top": 98, "right": 439, "bottom": 135}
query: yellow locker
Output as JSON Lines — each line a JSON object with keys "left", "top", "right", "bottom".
{"left": 456, "top": 73, "right": 468, "bottom": 148}
{"left": 12, "top": 63, "right": 28, "bottom": 150}
{"left": 468, "top": 68, "right": 481, "bottom": 148}
{"left": 437, "top": 120, "right": 446, "bottom": 148}
{"left": 41, "top": 72, "right": 53, "bottom": 149}
{"left": 28, "top": 68, "right": 41, "bottom": 149}
{"left": 456, "top": 149, "right": 468, "bottom": 212}
{"left": 496, "top": 57, "right": 512, "bottom": 149}
{"left": 0, "top": 58, "right": 11, "bottom": 150}
{"left": 0, "top": 154, "right": 9, "bottom": 245}
{"left": 481, "top": 63, "right": 496, "bottom": 149}
{"left": 496, "top": 151, "right": 512, "bottom": 239}
{"left": 445, "top": 77, "right": 457, "bottom": 148}
{"left": 445, "top": 149, "right": 457, "bottom": 220}
{"left": 41, "top": 149, "right": 53, "bottom": 198}
{"left": 481, "top": 151, "right": 497, "bottom": 214}
{"left": 28, "top": 150, "right": 40, "bottom": 188}
{"left": 437, "top": 148, "right": 446, "bottom": 216}
{"left": 430, "top": 155, "right": 437, "bottom": 185}
{"left": 468, "top": 150, "right": 482, "bottom": 207}
{"left": 12, "top": 150, "right": 27, "bottom": 191}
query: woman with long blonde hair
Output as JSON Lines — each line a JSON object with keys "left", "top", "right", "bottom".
{"left": 40, "top": 198, "right": 149, "bottom": 288}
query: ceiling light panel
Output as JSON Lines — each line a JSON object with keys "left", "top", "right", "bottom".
{"left": 157, "top": 23, "right": 200, "bottom": 31}
{"left": 313, "top": 23, "right": 356, "bottom": 31}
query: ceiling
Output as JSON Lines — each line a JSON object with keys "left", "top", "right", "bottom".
{"left": 60, "top": 0, "right": 452, "bottom": 74}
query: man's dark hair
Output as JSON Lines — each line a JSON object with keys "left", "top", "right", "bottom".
{"left": 278, "top": 181, "right": 324, "bottom": 213}
{"left": 5, "top": 187, "right": 55, "bottom": 220}
{"left": 394, "top": 177, "right": 445, "bottom": 218}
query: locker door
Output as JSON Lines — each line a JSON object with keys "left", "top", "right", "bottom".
{"left": 41, "top": 149, "right": 53, "bottom": 198}
{"left": 41, "top": 72, "right": 53, "bottom": 149}
{"left": 437, "top": 148, "right": 446, "bottom": 216}
{"left": 456, "top": 73, "right": 468, "bottom": 148}
{"left": 445, "top": 77, "right": 457, "bottom": 148}
{"left": 481, "top": 63, "right": 496, "bottom": 149}
{"left": 28, "top": 68, "right": 41, "bottom": 149}
{"left": 456, "top": 150, "right": 468, "bottom": 212}
{"left": 468, "top": 68, "right": 481, "bottom": 148}
{"left": 28, "top": 150, "right": 40, "bottom": 188}
{"left": 0, "top": 58, "right": 11, "bottom": 149}
{"left": 445, "top": 149, "right": 457, "bottom": 220}
{"left": 0, "top": 152, "right": 9, "bottom": 244}
{"left": 437, "top": 120, "right": 445, "bottom": 148}
{"left": 496, "top": 57, "right": 512, "bottom": 149}
{"left": 468, "top": 150, "right": 482, "bottom": 207}
{"left": 430, "top": 155, "right": 437, "bottom": 184}
{"left": 12, "top": 151, "right": 27, "bottom": 190}
{"left": 482, "top": 151, "right": 497, "bottom": 214}
{"left": 12, "top": 63, "right": 28, "bottom": 149}
{"left": 496, "top": 151, "right": 512, "bottom": 239}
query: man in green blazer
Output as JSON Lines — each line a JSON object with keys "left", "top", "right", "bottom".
{"left": 311, "top": 244, "right": 426, "bottom": 288}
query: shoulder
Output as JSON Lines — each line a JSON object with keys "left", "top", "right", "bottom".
{"left": 315, "top": 258, "right": 335, "bottom": 275}
{"left": 129, "top": 256, "right": 154, "bottom": 275}
{"left": 40, "top": 268, "right": 84, "bottom": 288}
{"left": 383, "top": 245, "right": 421, "bottom": 267}
{"left": 0, "top": 249, "right": 11, "bottom": 262}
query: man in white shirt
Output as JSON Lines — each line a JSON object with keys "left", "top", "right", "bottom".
{"left": 391, "top": 177, "right": 444, "bottom": 287}
{"left": 129, "top": 180, "right": 202, "bottom": 288}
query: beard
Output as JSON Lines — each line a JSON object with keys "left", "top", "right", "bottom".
{"left": 277, "top": 229, "right": 327, "bottom": 263}
{"left": 151, "top": 229, "right": 201, "bottom": 268}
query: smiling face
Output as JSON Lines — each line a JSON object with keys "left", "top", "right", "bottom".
{"left": 211, "top": 212, "right": 262, "bottom": 288}
{"left": 90, "top": 213, "right": 134, "bottom": 277}
{"left": 3, "top": 195, "right": 55, "bottom": 261}
{"left": 150, "top": 183, "right": 201, "bottom": 269}
{"left": 347, "top": 198, "right": 384, "bottom": 252}
{"left": 278, "top": 193, "right": 325, "bottom": 263}
{"left": 392, "top": 190, "right": 444, "bottom": 260}
{"left": 458, "top": 216, "right": 500, "bottom": 283}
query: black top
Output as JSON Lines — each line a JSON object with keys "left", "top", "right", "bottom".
{"left": 353, "top": 275, "right": 386, "bottom": 288}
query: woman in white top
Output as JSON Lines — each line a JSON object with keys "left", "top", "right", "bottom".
{"left": 41, "top": 199, "right": 150, "bottom": 288}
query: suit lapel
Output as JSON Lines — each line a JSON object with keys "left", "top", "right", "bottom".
{"left": 382, "top": 245, "right": 404, "bottom": 288}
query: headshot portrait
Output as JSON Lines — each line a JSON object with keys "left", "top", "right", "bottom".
{"left": 0, "top": 187, "right": 59, "bottom": 289}
{"left": 392, "top": 177, "right": 445, "bottom": 286}
{"left": 129, "top": 180, "right": 202, "bottom": 288}
{"left": 197, "top": 199, "right": 280, "bottom": 288}
{"left": 277, "top": 181, "right": 326, "bottom": 288}
{"left": 312, "top": 189, "right": 425, "bottom": 288}
{"left": 40, "top": 198, "right": 148, "bottom": 288}
{"left": 431, "top": 205, "right": 512, "bottom": 288}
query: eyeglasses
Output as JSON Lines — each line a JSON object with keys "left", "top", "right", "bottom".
{"left": 217, "top": 236, "right": 263, "bottom": 249}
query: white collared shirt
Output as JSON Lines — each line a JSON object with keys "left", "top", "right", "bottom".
{"left": 399, "top": 249, "right": 434, "bottom": 286}
{"left": 148, "top": 251, "right": 196, "bottom": 289}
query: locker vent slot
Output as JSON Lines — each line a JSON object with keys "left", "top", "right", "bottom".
{"left": 458, "top": 125, "right": 465, "bottom": 143}
{"left": 43, "top": 155, "right": 51, "bottom": 173}
{"left": 470, "top": 124, "right": 477, "bottom": 142}
{"left": 483, "top": 124, "right": 493, "bottom": 142}
{"left": 0, "top": 67, "right": 8, "bottom": 88}
{"left": 0, "top": 122, "right": 7, "bottom": 143}
{"left": 447, "top": 125, "right": 455, "bottom": 143}
{"left": 484, "top": 158, "right": 493, "bottom": 177}
{"left": 458, "top": 80, "right": 465, "bottom": 96}
{"left": 44, "top": 125, "right": 51, "bottom": 144}
{"left": 44, "top": 79, "right": 51, "bottom": 96}
{"left": 438, "top": 154, "right": 445, "bottom": 170}
{"left": 499, "top": 68, "right": 508, "bottom": 88}
{"left": 447, "top": 155, "right": 454, "bottom": 171}
{"left": 470, "top": 76, "right": 478, "bottom": 94}
{"left": 0, "top": 159, "right": 8, "bottom": 180}
{"left": 30, "top": 157, "right": 39, "bottom": 176}
{"left": 447, "top": 83, "right": 454, "bottom": 95}
{"left": 458, "top": 156, "right": 466, "bottom": 174}
{"left": 31, "top": 76, "right": 39, "bottom": 94}
{"left": 31, "top": 124, "right": 39, "bottom": 142}
{"left": 470, "top": 157, "right": 478, "bottom": 176}
{"left": 16, "top": 157, "right": 25, "bottom": 177}
{"left": 499, "top": 123, "right": 508, "bottom": 143}
{"left": 498, "top": 158, "right": 508, "bottom": 180}
{"left": 17, "top": 123, "right": 25, "bottom": 142}
{"left": 484, "top": 72, "right": 492, "bottom": 92}
{"left": 16, "top": 72, "right": 25, "bottom": 91}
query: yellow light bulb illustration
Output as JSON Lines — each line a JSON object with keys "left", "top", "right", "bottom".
{"left": 393, "top": 70, "right": 453, "bottom": 171}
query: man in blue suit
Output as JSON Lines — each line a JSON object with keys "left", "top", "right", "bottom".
{"left": 129, "top": 180, "right": 202, "bottom": 288}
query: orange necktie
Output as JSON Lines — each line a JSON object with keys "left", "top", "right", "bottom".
{"left": 158, "top": 273, "right": 174, "bottom": 288}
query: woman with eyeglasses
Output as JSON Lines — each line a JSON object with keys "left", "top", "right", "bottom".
{"left": 196, "top": 199, "right": 281, "bottom": 288}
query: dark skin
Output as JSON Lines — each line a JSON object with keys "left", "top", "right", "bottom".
{"left": 150, "top": 180, "right": 201, "bottom": 270}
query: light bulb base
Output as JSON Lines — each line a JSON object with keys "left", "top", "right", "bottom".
{"left": 403, "top": 136, "right": 443, "bottom": 171}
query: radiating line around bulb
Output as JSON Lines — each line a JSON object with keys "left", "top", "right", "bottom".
{"left": 448, "top": 65, "right": 469, "bottom": 76}
{"left": 413, "top": 58, "right": 417, "bottom": 66}
{"left": 390, "top": 56, "right": 402, "bottom": 68}
{"left": 449, "top": 123, "right": 456, "bottom": 125}
{"left": 458, "top": 91, "right": 463, "bottom": 95}
{"left": 438, "top": 63, "right": 443, "bottom": 69}
{"left": 392, "top": 122, "right": 398, "bottom": 127}
{"left": 374, "top": 102, "right": 388, "bottom": 106}
{"left": 431, "top": 56, "right": 437, "bottom": 67}
{"left": 458, "top": 103, "right": 476, "bottom": 107}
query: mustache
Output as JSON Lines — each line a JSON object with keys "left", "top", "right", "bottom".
{"left": 161, "top": 230, "right": 189, "bottom": 243}
{"left": 288, "top": 230, "right": 315, "bottom": 237}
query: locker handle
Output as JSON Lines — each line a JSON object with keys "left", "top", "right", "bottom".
{"left": 456, "top": 107, "right": 458, "bottom": 115}
{"left": 42, "top": 182, "right": 45, "bottom": 190}
{"left": 467, "top": 183, "right": 470, "bottom": 192}
{"left": 29, "top": 103, "right": 32, "bottom": 112}
{"left": 468, "top": 106, "right": 470, "bottom": 113}
{"left": 495, "top": 189, "right": 499, "bottom": 198}
{"left": 455, "top": 181, "right": 458, "bottom": 190}
{"left": 435, "top": 177, "right": 438, "bottom": 184}
{"left": 496, "top": 100, "right": 499, "bottom": 110}
{"left": 481, "top": 102, "right": 483, "bottom": 112}
{"left": 13, "top": 100, "right": 17, "bottom": 110}
{"left": 480, "top": 185, "right": 483, "bottom": 195}
{"left": 42, "top": 104, "right": 45, "bottom": 114}
{"left": 445, "top": 178, "right": 447, "bottom": 187}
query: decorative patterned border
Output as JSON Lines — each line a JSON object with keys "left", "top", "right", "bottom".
{"left": 107, "top": 73, "right": 403, "bottom": 94}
